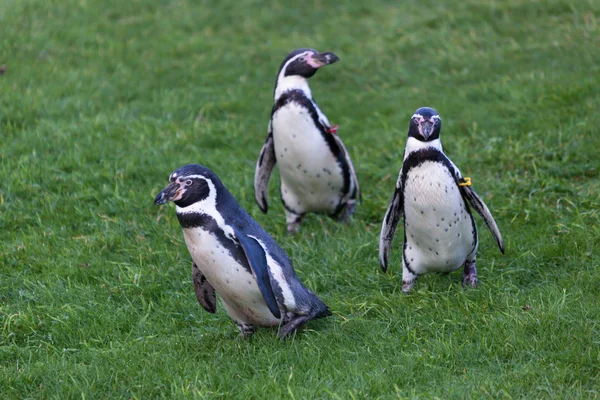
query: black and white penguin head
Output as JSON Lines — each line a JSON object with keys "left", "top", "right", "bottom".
{"left": 274, "top": 48, "right": 339, "bottom": 99}
{"left": 154, "top": 164, "right": 222, "bottom": 209}
{"left": 277, "top": 48, "right": 339, "bottom": 79}
{"left": 408, "top": 107, "right": 442, "bottom": 142}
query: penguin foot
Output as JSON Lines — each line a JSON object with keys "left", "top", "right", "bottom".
{"left": 462, "top": 259, "right": 478, "bottom": 288}
{"left": 402, "top": 279, "right": 415, "bottom": 293}
{"left": 333, "top": 201, "right": 356, "bottom": 224}
{"left": 462, "top": 274, "right": 479, "bottom": 287}
{"left": 286, "top": 222, "right": 301, "bottom": 235}
{"left": 236, "top": 323, "right": 256, "bottom": 339}
{"left": 277, "top": 315, "right": 311, "bottom": 339}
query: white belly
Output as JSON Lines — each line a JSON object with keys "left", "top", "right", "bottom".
{"left": 182, "top": 228, "right": 280, "bottom": 326}
{"left": 272, "top": 103, "right": 344, "bottom": 214}
{"left": 403, "top": 161, "right": 476, "bottom": 274}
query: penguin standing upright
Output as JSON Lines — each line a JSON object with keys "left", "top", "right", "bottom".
{"left": 155, "top": 164, "right": 331, "bottom": 338}
{"left": 254, "top": 48, "right": 360, "bottom": 233}
{"left": 379, "top": 107, "right": 504, "bottom": 292}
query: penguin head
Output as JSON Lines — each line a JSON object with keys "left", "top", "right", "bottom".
{"left": 277, "top": 48, "right": 339, "bottom": 79}
{"left": 154, "top": 164, "right": 222, "bottom": 208}
{"left": 408, "top": 107, "right": 442, "bottom": 142}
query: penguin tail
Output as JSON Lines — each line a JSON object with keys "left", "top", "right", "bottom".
{"left": 310, "top": 299, "right": 332, "bottom": 319}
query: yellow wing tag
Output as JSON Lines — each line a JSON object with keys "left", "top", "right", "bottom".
{"left": 458, "top": 177, "right": 472, "bottom": 187}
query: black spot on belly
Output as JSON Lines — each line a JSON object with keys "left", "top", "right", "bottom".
{"left": 435, "top": 238, "right": 439, "bottom": 242}
{"left": 247, "top": 280, "right": 252, "bottom": 285}
{"left": 297, "top": 164, "right": 302, "bottom": 169}
{"left": 284, "top": 148, "right": 288, "bottom": 152}
{"left": 226, "top": 279, "right": 230, "bottom": 284}
{"left": 445, "top": 228, "right": 448, "bottom": 232}
{"left": 435, "top": 251, "right": 439, "bottom": 255}
{"left": 420, "top": 210, "right": 424, "bottom": 215}
{"left": 441, "top": 218, "right": 445, "bottom": 221}
{"left": 303, "top": 169, "right": 307, "bottom": 173}
{"left": 316, "top": 173, "right": 321, "bottom": 177}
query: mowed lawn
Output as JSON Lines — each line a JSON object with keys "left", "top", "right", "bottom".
{"left": 1, "top": 0, "right": 599, "bottom": 398}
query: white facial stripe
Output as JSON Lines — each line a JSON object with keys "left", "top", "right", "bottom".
{"left": 175, "top": 176, "right": 236, "bottom": 241}
{"left": 274, "top": 52, "right": 313, "bottom": 101}
{"left": 248, "top": 235, "right": 296, "bottom": 310}
{"left": 280, "top": 52, "right": 311, "bottom": 75}
{"left": 411, "top": 113, "right": 440, "bottom": 122}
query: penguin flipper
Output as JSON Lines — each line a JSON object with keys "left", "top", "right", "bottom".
{"left": 379, "top": 180, "right": 404, "bottom": 272}
{"left": 254, "top": 124, "right": 276, "bottom": 214}
{"left": 460, "top": 185, "right": 505, "bottom": 254}
{"left": 330, "top": 132, "right": 361, "bottom": 201}
{"left": 234, "top": 230, "right": 282, "bottom": 319}
{"left": 192, "top": 262, "right": 217, "bottom": 314}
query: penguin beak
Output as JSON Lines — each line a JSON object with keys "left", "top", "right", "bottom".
{"left": 419, "top": 120, "right": 434, "bottom": 140}
{"left": 154, "top": 182, "right": 183, "bottom": 205}
{"left": 307, "top": 52, "right": 339, "bottom": 68}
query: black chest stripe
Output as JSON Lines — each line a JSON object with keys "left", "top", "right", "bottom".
{"left": 401, "top": 148, "right": 478, "bottom": 248}
{"left": 272, "top": 89, "right": 351, "bottom": 196}
{"left": 176, "top": 212, "right": 252, "bottom": 274}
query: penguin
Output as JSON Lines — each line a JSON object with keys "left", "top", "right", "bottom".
{"left": 154, "top": 164, "right": 331, "bottom": 338}
{"left": 254, "top": 48, "right": 361, "bottom": 233}
{"left": 379, "top": 107, "right": 504, "bottom": 292}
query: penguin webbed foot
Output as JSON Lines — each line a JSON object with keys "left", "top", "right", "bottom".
{"left": 462, "top": 259, "right": 479, "bottom": 288}
{"left": 286, "top": 220, "right": 303, "bottom": 235}
{"left": 332, "top": 201, "right": 356, "bottom": 224}
{"left": 402, "top": 279, "right": 416, "bottom": 293}
{"left": 236, "top": 323, "right": 256, "bottom": 339}
{"left": 277, "top": 315, "right": 311, "bottom": 339}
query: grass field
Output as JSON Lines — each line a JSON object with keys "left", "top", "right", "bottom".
{"left": 1, "top": 0, "right": 599, "bottom": 398}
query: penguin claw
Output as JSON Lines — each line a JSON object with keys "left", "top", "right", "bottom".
{"left": 402, "top": 280, "right": 415, "bottom": 293}
{"left": 462, "top": 274, "right": 479, "bottom": 288}
{"left": 236, "top": 323, "right": 256, "bottom": 339}
{"left": 286, "top": 223, "right": 301, "bottom": 235}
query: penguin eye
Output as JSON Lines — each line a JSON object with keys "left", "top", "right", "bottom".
{"left": 298, "top": 57, "right": 305, "bottom": 62}
{"left": 185, "top": 180, "right": 193, "bottom": 186}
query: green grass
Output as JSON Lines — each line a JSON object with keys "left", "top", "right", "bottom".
{"left": 1, "top": 0, "right": 599, "bottom": 398}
